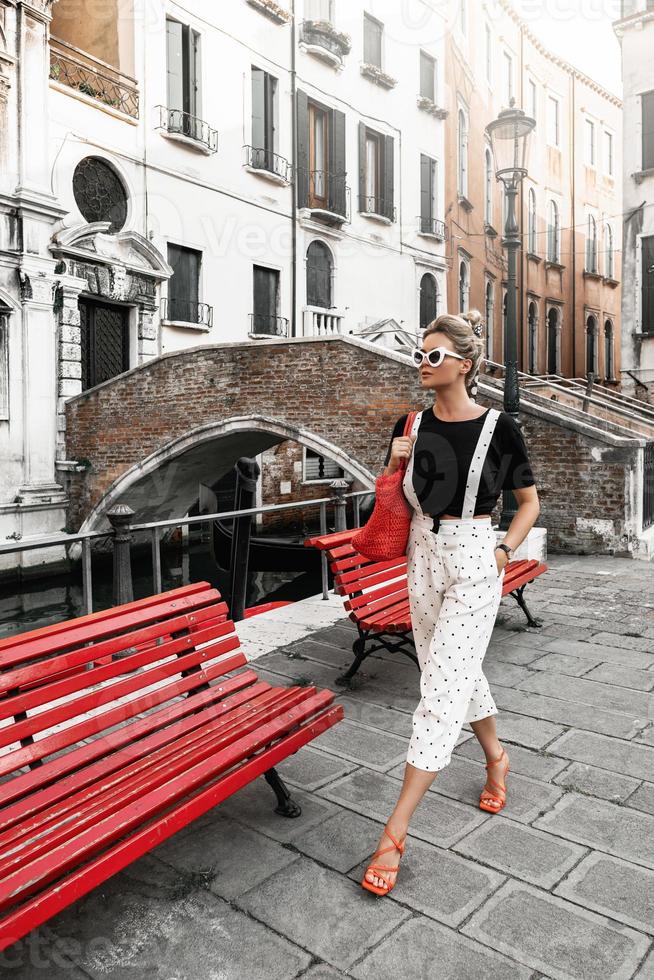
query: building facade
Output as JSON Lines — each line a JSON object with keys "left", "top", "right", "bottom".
{"left": 615, "top": 0, "right": 654, "bottom": 400}
{"left": 444, "top": 0, "right": 623, "bottom": 384}
{"left": 0, "top": 0, "right": 449, "bottom": 553}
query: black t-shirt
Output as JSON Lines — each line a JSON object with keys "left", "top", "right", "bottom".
{"left": 383, "top": 406, "right": 535, "bottom": 517}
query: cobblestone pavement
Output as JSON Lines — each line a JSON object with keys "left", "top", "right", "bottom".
{"left": 5, "top": 554, "right": 654, "bottom": 980}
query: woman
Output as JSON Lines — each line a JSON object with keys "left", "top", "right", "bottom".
{"left": 361, "top": 309, "right": 540, "bottom": 897}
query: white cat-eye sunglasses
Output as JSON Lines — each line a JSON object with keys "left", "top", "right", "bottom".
{"left": 411, "top": 346, "right": 469, "bottom": 369}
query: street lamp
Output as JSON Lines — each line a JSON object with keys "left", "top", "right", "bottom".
{"left": 485, "top": 98, "right": 536, "bottom": 530}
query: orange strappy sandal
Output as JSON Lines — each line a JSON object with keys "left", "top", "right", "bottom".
{"left": 479, "top": 747, "right": 510, "bottom": 813}
{"left": 361, "top": 824, "right": 407, "bottom": 896}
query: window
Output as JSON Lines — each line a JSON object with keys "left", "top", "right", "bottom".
{"left": 364, "top": 12, "right": 383, "bottom": 68}
{"left": 73, "top": 157, "right": 128, "bottom": 234}
{"left": 305, "top": 0, "right": 333, "bottom": 20}
{"left": 485, "top": 23, "right": 492, "bottom": 83}
{"left": 503, "top": 51, "right": 513, "bottom": 105}
{"left": 296, "top": 91, "right": 347, "bottom": 217}
{"left": 586, "top": 315, "right": 598, "bottom": 376}
{"left": 166, "top": 17, "right": 201, "bottom": 121}
{"left": 642, "top": 235, "right": 654, "bottom": 334}
{"left": 306, "top": 240, "right": 333, "bottom": 309}
{"left": 547, "top": 94, "right": 560, "bottom": 147}
{"left": 250, "top": 67, "right": 279, "bottom": 172}
{"left": 528, "top": 301, "right": 538, "bottom": 374}
{"left": 547, "top": 307, "right": 559, "bottom": 373}
{"left": 420, "top": 153, "right": 438, "bottom": 233}
{"left": 358, "top": 123, "right": 394, "bottom": 220}
{"left": 604, "top": 129, "right": 614, "bottom": 176}
{"left": 642, "top": 90, "right": 654, "bottom": 171}
{"left": 458, "top": 107, "right": 468, "bottom": 197}
{"left": 167, "top": 244, "right": 202, "bottom": 323}
{"left": 252, "top": 265, "right": 281, "bottom": 335}
{"left": 420, "top": 50, "right": 436, "bottom": 101}
{"left": 547, "top": 200, "right": 560, "bottom": 262}
{"left": 419, "top": 273, "right": 438, "bottom": 329}
{"left": 605, "top": 223, "right": 614, "bottom": 279}
{"left": 528, "top": 78, "right": 537, "bottom": 120}
{"left": 304, "top": 447, "right": 343, "bottom": 481}
{"left": 528, "top": 188, "right": 537, "bottom": 254}
{"left": 484, "top": 148, "right": 493, "bottom": 225}
{"left": 459, "top": 259, "right": 469, "bottom": 311}
{"left": 585, "top": 118, "right": 596, "bottom": 166}
{"left": 0, "top": 307, "right": 8, "bottom": 420}
{"left": 586, "top": 214, "right": 598, "bottom": 273}
{"left": 604, "top": 320, "right": 614, "bottom": 380}
{"left": 485, "top": 281, "right": 494, "bottom": 359}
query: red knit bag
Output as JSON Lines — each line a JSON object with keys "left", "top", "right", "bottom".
{"left": 351, "top": 411, "right": 417, "bottom": 562}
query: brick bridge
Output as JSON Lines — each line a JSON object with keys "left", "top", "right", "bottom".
{"left": 64, "top": 335, "right": 651, "bottom": 556}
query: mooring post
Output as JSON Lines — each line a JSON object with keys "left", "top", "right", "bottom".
{"left": 107, "top": 504, "right": 135, "bottom": 606}
{"left": 330, "top": 478, "right": 350, "bottom": 532}
{"left": 230, "top": 457, "right": 260, "bottom": 621}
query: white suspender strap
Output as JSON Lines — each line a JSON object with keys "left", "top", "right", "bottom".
{"left": 461, "top": 408, "right": 501, "bottom": 519}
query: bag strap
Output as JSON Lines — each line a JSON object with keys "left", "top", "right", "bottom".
{"left": 398, "top": 411, "right": 417, "bottom": 471}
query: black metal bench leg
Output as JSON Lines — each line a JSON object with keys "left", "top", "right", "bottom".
{"left": 512, "top": 586, "right": 544, "bottom": 628}
{"left": 336, "top": 628, "right": 372, "bottom": 686}
{"left": 263, "top": 767, "right": 302, "bottom": 818}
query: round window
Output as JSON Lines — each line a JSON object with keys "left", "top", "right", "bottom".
{"left": 72, "top": 157, "right": 128, "bottom": 233}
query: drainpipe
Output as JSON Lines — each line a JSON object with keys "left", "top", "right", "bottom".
{"left": 290, "top": 0, "right": 297, "bottom": 337}
{"left": 571, "top": 71, "right": 576, "bottom": 377}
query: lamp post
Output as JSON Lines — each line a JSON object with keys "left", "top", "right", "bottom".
{"left": 485, "top": 99, "right": 536, "bottom": 530}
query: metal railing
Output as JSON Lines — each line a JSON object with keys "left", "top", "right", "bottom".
{"left": 249, "top": 313, "right": 289, "bottom": 336}
{"left": 360, "top": 195, "right": 396, "bottom": 222}
{"left": 0, "top": 488, "right": 374, "bottom": 617}
{"left": 644, "top": 443, "right": 654, "bottom": 531}
{"left": 156, "top": 105, "right": 219, "bottom": 153}
{"left": 299, "top": 170, "right": 350, "bottom": 221}
{"left": 49, "top": 37, "right": 139, "bottom": 118}
{"left": 417, "top": 215, "right": 446, "bottom": 239}
{"left": 300, "top": 20, "right": 351, "bottom": 61}
{"left": 161, "top": 297, "right": 213, "bottom": 327}
{"left": 244, "top": 145, "right": 292, "bottom": 181}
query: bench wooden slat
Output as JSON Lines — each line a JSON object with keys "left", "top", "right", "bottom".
{"left": 0, "top": 702, "right": 343, "bottom": 953}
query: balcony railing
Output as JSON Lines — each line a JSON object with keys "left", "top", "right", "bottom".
{"left": 359, "top": 195, "right": 396, "bottom": 222}
{"left": 49, "top": 37, "right": 139, "bottom": 118}
{"left": 303, "top": 307, "right": 344, "bottom": 336}
{"left": 418, "top": 216, "right": 446, "bottom": 239}
{"left": 300, "top": 20, "right": 351, "bottom": 65}
{"left": 161, "top": 298, "right": 213, "bottom": 327}
{"left": 156, "top": 106, "right": 218, "bottom": 154}
{"left": 244, "top": 145, "right": 292, "bottom": 182}
{"left": 299, "top": 170, "right": 350, "bottom": 222}
{"left": 249, "top": 314, "right": 289, "bottom": 337}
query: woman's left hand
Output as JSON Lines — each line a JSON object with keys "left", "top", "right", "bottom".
{"left": 494, "top": 547, "right": 509, "bottom": 575}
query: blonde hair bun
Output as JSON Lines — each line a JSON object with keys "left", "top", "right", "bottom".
{"left": 460, "top": 309, "right": 483, "bottom": 336}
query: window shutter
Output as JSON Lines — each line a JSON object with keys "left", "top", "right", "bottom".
{"left": 420, "top": 53, "right": 434, "bottom": 101}
{"left": 420, "top": 153, "right": 432, "bottom": 229}
{"left": 166, "top": 19, "right": 184, "bottom": 112}
{"left": 296, "top": 90, "right": 309, "bottom": 208}
{"left": 329, "top": 109, "right": 346, "bottom": 216}
{"left": 358, "top": 122, "right": 367, "bottom": 212}
{"left": 643, "top": 91, "right": 654, "bottom": 171}
{"left": 251, "top": 67, "right": 265, "bottom": 150}
{"left": 383, "top": 135, "right": 395, "bottom": 220}
{"left": 190, "top": 29, "right": 201, "bottom": 119}
{"left": 643, "top": 236, "right": 654, "bottom": 334}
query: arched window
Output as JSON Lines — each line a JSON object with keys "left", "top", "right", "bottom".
{"left": 586, "top": 215, "right": 598, "bottom": 273}
{"left": 485, "top": 280, "right": 494, "bottom": 359}
{"left": 605, "top": 223, "right": 614, "bottom": 279}
{"left": 419, "top": 273, "right": 438, "bottom": 329}
{"left": 586, "top": 314, "right": 598, "bottom": 376}
{"left": 604, "top": 319, "right": 614, "bottom": 380}
{"left": 484, "top": 148, "right": 493, "bottom": 224}
{"left": 547, "top": 200, "right": 559, "bottom": 262}
{"left": 547, "top": 307, "right": 559, "bottom": 374}
{"left": 528, "top": 301, "right": 538, "bottom": 374}
{"left": 306, "top": 240, "right": 333, "bottom": 309}
{"left": 528, "top": 188, "right": 537, "bottom": 254}
{"left": 458, "top": 259, "right": 469, "bottom": 311}
{"left": 458, "top": 109, "right": 468, "bottom": 197}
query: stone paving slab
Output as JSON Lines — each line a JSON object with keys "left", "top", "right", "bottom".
{"left": 483, "top": 706, "right": 566, "bottom": 750}
{"left": 553, "top": 760, "right": 642, "bottom": 803}
{"left": 274, "top": 744, "right": 359, "bottom": 792}
{"left": 493, "top": 684, "right": 647, "bottom": 739}
{"left": 236, "top": 855, "right": 411, "bottom": 972}
{"left": 534, "top": 792, "right": 654, "bottom": 869}
{"left": 483, "top": 642, "right": 546, "bottom": 665}
{"left": 554, "top": 851, "right": 654, "bottom": 935}
{"left": 539, "top": 636, "right": 654, "bottom": 671}
{"left": 215, "top": 779, "right": 339, "bottom": 844}
{"left": 291, "top": 808, "right": 387, "bottom": 874}
{"left": 452, "top": 816, "right": 587, "bottom": 889}
{"left": 481, "top": 659, "right": 534, "bottom": 688}
{"left": 545, "top": 729, "right": 654, "bottom": 782}
{"left": 348, "top": 834, "right": 504, "bottom": 927}
{"left": 454, "top": 733, "right": 568, "bottom": 780}
{"left": 528, "top": 651, "right": 602, "bottom": 676}
{"left": 461, "top": 877, "right": 651, "bottom": 980}
{"left": 636, "top": 947, "right": 654, "bottom": 979}
{"left": 628, "top": 782, "right": 654, "bottom": 815}
{"left": 297, "top": 717, "right": 409, "bottom": 772}
{"left": 583, "top": 662, "right": 654, "bottom": 692}
{"left": 589, "top": 631, "right": 654, "bottom": 655}
{"left": 349, "top": 915, "right": 532, "bottom": 980}
{"left": 332, "top": 694, "right": 414, "bottom": 737}
{"left": 317, "top": 767, "right": 487, "bottom": 848}
{"left": 516, "top": 670, "right": 653, "bottom": 717}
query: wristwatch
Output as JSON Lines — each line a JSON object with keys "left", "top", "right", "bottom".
{"left": 495, "top": 542, "right": 513, "bottom": 559}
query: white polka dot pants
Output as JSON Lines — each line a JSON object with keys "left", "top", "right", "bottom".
{"left": 405, "top": 518, "right": 504, "bottom": 773}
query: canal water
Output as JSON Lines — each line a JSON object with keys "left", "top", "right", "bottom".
{"left": 0, "top": 531, "right": 326, "bottom": 642}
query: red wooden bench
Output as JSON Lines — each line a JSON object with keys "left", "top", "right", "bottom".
{"left": 304, "top": 528, "right": 548, "bottom": 686}
{"left": 0, "top": 581, "right": 343, "bottom": 953}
